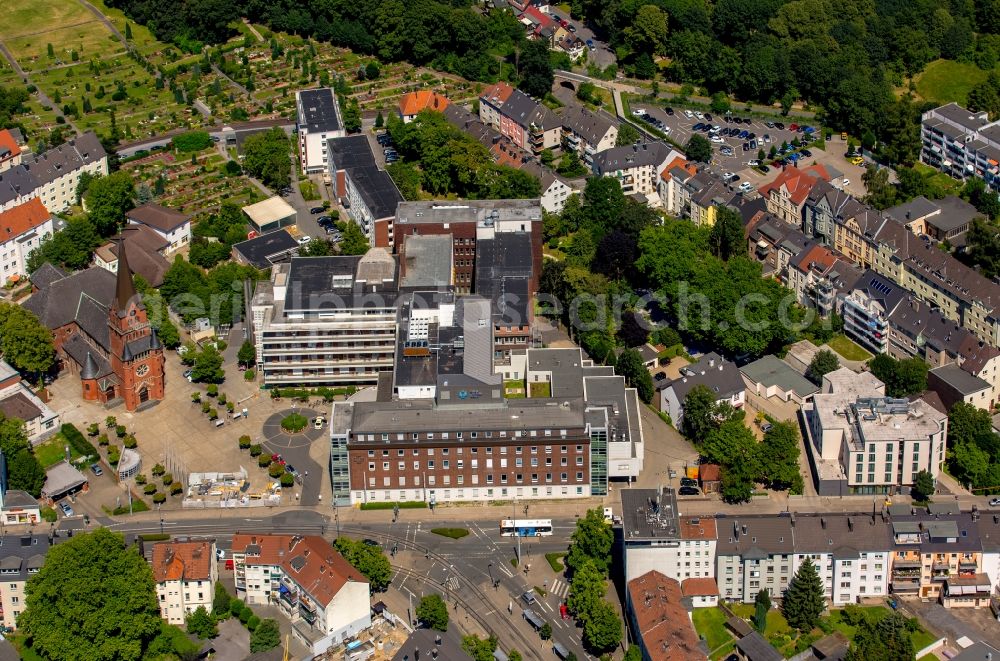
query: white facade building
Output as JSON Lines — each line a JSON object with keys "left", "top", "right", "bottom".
{"left": 0, "top": 198, "right": 53, "bottom": 283}
{"left": 297, "top": 88, "right": 346, "bottom": 174}
{"left": 152, "top": 540, "right": 218, "bottom": 625}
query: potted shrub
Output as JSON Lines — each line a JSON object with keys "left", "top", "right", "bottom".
{"left": 123, "top": 435, "right": 138, "bottom": 449}
{"left": 152, "top": 463, "right": 165, "bottom": 477}
{"left": 206, "top": 385, "right": 218, "bottom": 398}
{"left": 144, "top": 483, "right": 158, "bottom": 495}
{"left": 257, "top": 454, "right": 271, "bottom": 468}
{"left": 249, "top": 444, "right": 262, "bottom": 457}
{"left": 191, "top": 392, "right": 201, "bottom": 403}
{"left": 238, "top": 435, "right": 252, "bottom": 450}
{"left": 115, "top": 425, "right": 127, "bottom": 438}
{"left": 280, "top": 472, "right": 294, "bottom": 488}
{"left": 153, "top": 492, "right": 167, "bottom": 504}
{"left": 170, "top": 482, "right": 183, "bottom": 495}
{"left": 98, "top": 435, "right": 110, "bottom": 447}
{"left": 135, "top": 474, "right": 147, "bottom": 485}
{"left": 162, "top": 473, "right": 173, "bottom": 486}
{"left": 87, "top": 423, "right": 100, "bottom": 437}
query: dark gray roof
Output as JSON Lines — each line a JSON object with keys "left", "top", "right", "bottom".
{"left": 29, "top": 262, "right": 67, "bottom": 290}
{"left": 850, "top": 270, "right": 908, "bottom": 315}
{"left": 886, "top": 195, "right": 941, "bottom": 224}
{"left": 23, "top": 132, "right": 105, "bottom": 186}
{"left": 327, "top": 136, "right": 402, "bottom": 221}
{"left": 790, "top": 514, "right": 893, "bottom": 554}
{"left": 0, "top": 535, "right": 52, "bottom": 582}
{"left": 233, "top": 230, "right": 299, "bottom": 269}
{"left": 558, "top": 105, "right": 615, "bottom": 146}
{"left": 126, "top": 203, "right": 189, "bottom": 232}
{"left": 282, "top": 253, "right": 399, "bottom": 313}
{"left": 2, "top": 490, "right": 38, "bottom": 508}
{"left": 63, "top": 334, "right": 112, "bottom": 379}
{"left": 23, "top": 266, "right": 115, "bottom": 331}
{"left": 665, "top": 352, "right": 743, "bottom": 403}
{"left": 951, "top": 642, "right": 1000, "bottom": 661}
{"left": 401, "top": 234, "right": 453, "bottom": 288}
{"left": 0, "top": 166, "right": 39, "bottom": 206}
{"left": 621, "top": 487, "right": 681, "bottom": 540}
{"left": 392, "top": 628, "right": 474, "bottom": 661}
{"left": 716, "top": 515, "right": 795, "bottom": 554}
{"left": 929, "top": 363, "right": 991, "bottom": 395}
{"left": 592, "top": 142, "right": 672, "bottom": 174}
{"left": 889, "top": 297, "right": 971, "bottom": 357}
{"left": 736, "top": 632, "right": 783, "bottom": 661}
{"left": 0, "top": 392, "right": 42, "bottom": 421}
{"left": 327, "top": 134, "right": 376, "bottom": 171}
{"left": 475, "top": 232, "right": 533, "bottom": 327}
{"left": 297, "top": 88, "right": 341, "bottom": 133}
{"left": 500, "top": 88, "right": 560, "bottom": 131}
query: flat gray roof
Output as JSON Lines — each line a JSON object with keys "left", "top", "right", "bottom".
{"left": 930, "top": 363, "right": 991, "bottom": 395}
{"left": 740, "top": 355, "right": 818, "bottom": 398}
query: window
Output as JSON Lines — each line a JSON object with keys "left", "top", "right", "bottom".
{"left": 398, "top": 462, "right": 405, "bottom": 471}
{"left": 369, "top": 463, "right": 375, "bottom": 471}
{"left": 382, "top": 462, "right": 389, "bottom": 470}
{"left": 443, "top": 460, "right": 450, "bottom": 469}
{"left": 398, "top": 449, "right": 405, "bottom": 456}
{"left": 428, "top": 461, "right": 435, "bottom": 469}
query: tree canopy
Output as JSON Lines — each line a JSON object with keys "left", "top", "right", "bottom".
{"left": 868, "top": 354, "right": 928, "bottom": 398}
{"left": 566, "top": 508, "right": 614, "bottom": 576}
{"left": 242, "top": 128, "right": 291, "bottom": 190}
{"left": 0, "top": 303, "right": 55, "bottom": 376}
{"left": 334, "top": 537, "right": 393, "bottom": 591}
{"left": 806, "top": 349, "right": 839, "bottom": 385}
{"left": 84, "top": 172, "right": 135, "bottom": 237}
{"left": 20, "top": 529, "right": 162, "bottom": 660}
{"left": 416, "top": 594, "right": 449, "bottom": 631}
{"left": 782, "top": 558, "right": 825, "bottom": 632}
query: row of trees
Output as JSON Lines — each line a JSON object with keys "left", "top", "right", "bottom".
{"left": 564, "top": 509, "right": 622, "bottom": 654}
{"left": 947, "top": 401, "right": 1000, "bottom": 491}
{"left": 385, "top": 110, "right": 540, "bottom": 200}
{"left": 333, "top": 537, "right": 393, "bottom": 592}
{"left": 241, "top": 127, "right": 292, "bottom": 190}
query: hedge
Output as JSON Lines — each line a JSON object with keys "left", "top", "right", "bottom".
{"left": 360, "top": 501, "right": 427, "bottom": 510}
{"left": 60, "top": 423, "right": 98, "bottom": 459}
{"left": 268, "top": 386, "right": 357, "bottom": 401}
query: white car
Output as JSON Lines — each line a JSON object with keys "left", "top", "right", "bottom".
{"left": 632, "top": 108, "right": 645, "bottom": 116}
{"left": 747, "top": 160, "right": 760, "bottom": 167}
{"left": 739, "top": 182, "right": 754, "bottom": 192}
{"left": 683, "top": 110, "right": 694, "bottom": 119}
{"left": 662, "top": 126, "right": 670, "bottom": 133}
{"left": 710, "top": 135, "right": 724, "bottom": 143}
{"left": 694, "top": 111, "right": 704, "bottom": 119}
{"left": 842, "top": 178, "right": 850, "bottom": 186}
{"left": 297, "top": 236, "right": 312, "bottom": 246}
{"left": 723, "top": 171, "right": 734, "bottom": 180}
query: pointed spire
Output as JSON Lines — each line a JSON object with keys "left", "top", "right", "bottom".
{"left": 81, "top": 352, "right": 100, "bottom": 380}
{"left": 114, "top": 238, "right": 138, "bottom": 314}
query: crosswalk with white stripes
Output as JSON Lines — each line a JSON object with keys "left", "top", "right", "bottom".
{"left": 548, "top": 578, "right": 569, "bottom": 598}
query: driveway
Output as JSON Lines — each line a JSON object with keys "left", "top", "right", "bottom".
{"left": 901, "top": 599, "right": 999, "bottom": 651}
{"left": 545, "top": 6, "right": 616, "bottom": 70}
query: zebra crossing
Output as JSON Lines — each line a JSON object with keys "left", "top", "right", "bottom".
{"left": 548, "top": 578, "right": 569, "bottom": 598}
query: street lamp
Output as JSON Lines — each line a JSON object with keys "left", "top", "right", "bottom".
{"left": 513, "top": 497, "right": 521, "bottom": 564}
{"left": 158, "top": 503, "right": 164, "bottom": 534}
{"left": 488, "top": 562, "right": 494, "bottom": 591}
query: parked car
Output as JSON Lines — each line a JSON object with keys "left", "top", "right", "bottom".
{"left": 313, "top": 416, "right": 326, "bottom": 429}
{"left": 789, "top": 123, "right": 799, "bottom": 131}
{"left": 664, "top": 107, "right": 674, "bottom": 115}
{"left": 739, "top": 182, "right": 754, "bottom": 192}
{"left": 363, "top": 538, "right": 380, "bottom": 547}
{"left": 632, "top": 108, "right": 645, "bottom": 116}
{"left": 90, "top": 463, "right": 103, "bottom": 476}
{"left": 586, "top": 39, "right": 595, "bottom": 50}
{"left": 683, "top": 109, "right": 694, "bottom": 118}
{"left": 693, "top": 122, "right": 705, "bottom": 131}
{"left": 678, "top": 486, "right": 700, "bottom": 496}
{"left": 183, "top": 369, "right": 193, "bottom": 382}
{"left": 990, "top": 497, "right": 1000, "bottom": 507}
{"left": 680, "top": 477, "right": 698, "bottom": 487}
{"left": 765, "top": 121, "right": 775, "bottom": 129}
{"left": 310, "top": 206, "right": 325, "bottom": 214}
{"left": 59, "top": 501, "right": 74, "bottom": 517}
{"left": 758, "top": 164, "right": 770, "bottom": 173}
{"left": 704, "top": 113, "right": 713, "bottom": 121}
{"left": 761, "top": 422, "right": 774, "bottom": 433}
{"left": 723, "top": 171, "right": 734, "bottom": 181}
{"left": 521, "top": 591, "right": 537, "bottom": 605}
{"left": 271, "top": 453, "right": 285, "bottom": 465}
{"left": 774, "top": 122, "right": 785, "bottom": 130}
{"left": 297, "top": 236, "right": 312, "bottom": 246}
{"left": 710, "top": 135, "right": 723, "bottom": 143}
{"left": 800, "top": 149, "right": 812, "bottom": 157}
{"left": 286, "top": 465, "right": 298, "bottom": 477}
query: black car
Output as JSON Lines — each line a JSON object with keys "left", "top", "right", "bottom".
{"left": 310, "top": 206, "right": 325, "bottom": 214}
{"left": 692, "top": 123, "right": 705, "bottom": 131}
{"left": 664, "top": 107, "right": 674, "bottom": 115}
{"left": 654, "top": 371, "right": 667, "bottom": 382}
{"left": 758, "top": 164, "right": 770, "bottom": 173}
{"left": 800, "top": 149, "right": 813, "bottom": 157}
{"left": 363, "top": 538, "right": 380, "bottom": 547}
{"left": 704, "top": 113, "right": 712, "bottom": 121}
{"left": 742, "top": 142, "right": 750, "bottom": 151}
{"left": 316, "top": 216, "right": 334, "bottom": 225}
{"left": 678, "top": 486, "right": 700, "bottom": 496}
{"left": 680, "top": 477, "right": 697, "bottom": 487}
{"left": 775, "top": 122, "right": 785, "bottom": 130}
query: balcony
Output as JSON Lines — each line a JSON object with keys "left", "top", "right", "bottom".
{"left": 892, "top": 579, "right": 920, "bottom": 593}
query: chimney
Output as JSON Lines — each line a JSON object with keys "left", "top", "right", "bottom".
{"left": 848, "top": 518, "right": 854, "bottom": 532}
{"left": 821, "top": 517, "right": 826, "bottom": 529}
{"left": 741, "top": 524, "right": 748, "bottom": 535}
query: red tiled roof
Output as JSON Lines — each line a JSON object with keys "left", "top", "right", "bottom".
{"left": 398, "top": 91, "right": 450, "bottom": 117}
{"left": 152, "top": 540, "right": 214, "bottom": 583}
{"left": 679, "top": 516, "right": 717, "bottom": 540}
{"left": 628, "top": 571, "right": 706, "bottom": 661}
{"left": 682, "top": 577, "right": 720, "bottom": 597}
{"left": 759, "top": 165, "right": 830, "bottom": 206}
{"left": 231, "top": 534, "right": 366, "bottom": 607}
{"left": 480, "top": 82, "right": 515, "bottom": 106}
{"left": 0, "top": 130, "right": 21, "bottom": 161}
{"left": 699, "top": 464, "right": 721, "bottom": 482}
{"left": 0, "top": 198, "right": 50, "bottom": 241}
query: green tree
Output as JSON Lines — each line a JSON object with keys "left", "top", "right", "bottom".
{"left": 582, "top": 600, "right": 623, "bottom": 653}
{"left": 614, "top": 348, "right": 654, "bottom": 403}
{"left": 868, "top": 354, "right": 928, "bottom": 397}
{"left": 557, "top": 150, "right": 589, "bottom": 177}
{"left": 964, "top": 219, "right": 1000, "bottom": 279}
{"left": 582, "top": 176, "right": 627, "bottom": 229}
{"left": 8, "top": 449, "right": 46, "bottom": 497}
{"left": 566, "top": 508, "right": 614, "bottom": 575}
{"left": 709, "top": 206, "right": 745, "bottom": 260}
{"left": 238, "top": 340, "right": 256, "bottom": 368}
{"left": 759, "top": 421, "right": 801, "bottom": 492}
{"left": 806, "top": 349, "right": 839, "bottom": 385}
{"left": 242, "top": 128, "right": 291, "bottom": 190}
{"left": 847, "top": 611, "right": 915, "bottom": 661}
{"left": 212, "top": 581, "right": 230, "bottom": 616}
{"left": 567, "top": 558, "right": 605, "bottom": 618}
{"left": 416, "top": 594, "right": 449, "bottom": 631}
{"left": 539, "top": 622, "right": 552, "bottom": 640}
{"left": 681, "top": 385, "right": 717, "bottom": 441}
{"left": 0, "top": 303, "right": 55, "bottom": 376}
{"left": 624, "top": 5, "right": 669, "bottom": 55}
{"left": 623, "top": 647, "right": 642, "bottom": 661}
{"left": 337, "top": 221, "right": 370, "bottom": 255}
{"left": 782, "top": 558, "right": 825, "bottom": 632}
{"left": 374, "top": 111, "right": 384, "bottom": 129}
{"left": 862, "top": 165, "right": 896, "bottom": 210}
{"left": 186, "top": 605, "right": 217, "bottom": 639}
{"left": 249, "top": 618, "right": 281, "bottom": 652}
{"left": 753, "top": 589, "right": 771, "bottom": 633}
{"left": 462, "top": 634, "right": 499, "bottom": 661}
{"left": 173, "top": 130, "right": 212, "bottom": 152}
{"left": 912, "top": 469, "right": 935, "bottom": 502}
{"left": 20, "top": 529, "right": 161, "bottom": 660}
{"left": 28, "top": 214, "right": 100, "bottom": 272}
{"left": 334, "top": 537, "right": 393, "bottom": 591}
{"left": 685, "top": 133, "right": 712, "bottom": 163}
{"left": 519, "top": 39, "right": 554, "bottom": 98}
{"left": 616, "top": 122, "right": 641, "bottom": 146}
{"left": 191, "top": 344, "right": 225, "bottom": 384}
{"left": 84, "top": 172, "right": 136, "bottom": 237}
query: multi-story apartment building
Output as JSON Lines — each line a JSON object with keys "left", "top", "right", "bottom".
{"left": 520, "top": 163, "right": 574, "bottom": 214}
{"left": 0, "top": 198, "right": 54, "bottom": 283}
{"left": 758, "top": 165, "right": 830, "bottom": 226}
{"left": 0, "top": 360, "right": 59, "bottom": 446}
{"left": 745, "top": 210, "right": 813, "bottom": 283}
{"left": 392, "top": 200, "right": 543, "bottom": 294}
{"left": 332, "top": 346, "right": 643, "bottom": 505}
{"left": 626, "top": 571, "right": 709, "bottom": 661}
{"left": 0, "top": 535, "right": 51, "bottom": 630}
{"left": 327, "top": 135, "right": 403, "bottom": 246}
{"left": 251, "top": 251, "right": 401, "bottom": 387}
{"left": 688, "top": 181, "right": 736, "bottom": 228}
{"left": 231, "top": 534, "right": 371, "bottom": 653}
{"left": 0, "top": 129, "right": 23, "bottom": 173}
{"left": 657, "top": 156, "right": 698, "bottom": 215}
{"left": 920, "top": 103, "right": 1000, "bottom": 189}
{"left": 591, "top": 142, "right": 679, "bottom": 202}
{"left": 478, "top": 82, "right": 561, "bottom": 155}
{"left": 803, "top": 179, "right": 866, "bottom": 247}
{"left": 0, "top": 132, "right": 107, "bottom": 214}
{"left": 151, "top": 540, "right": 218, "bottom": 625}
{"left": 621, "top": 487, "right": 718, "bottom": 584}
{"left": 803, "top": 368, "right": 948, "bottom": 496}
{"left": 786, "top": 244, "right": 863, "bottom": 318}
{"left": 296, "top": 88, "right": 345, "bottom": 174}
{"left": 842, "top": 271, "right": 906, "bottom": 354}
{"left": 715, "top": 515, "right": 796, "bottom": 602}
{"left": 558, "top": 105, "right": 617, "bottom": 163}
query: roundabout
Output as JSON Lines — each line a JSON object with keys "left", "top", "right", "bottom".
{"left": 261, "top": 407, "right": 325, "bottom": 451}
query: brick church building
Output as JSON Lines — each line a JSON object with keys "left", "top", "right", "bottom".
{"left": 25, "top": 242, "right": 165, "bottom": 411}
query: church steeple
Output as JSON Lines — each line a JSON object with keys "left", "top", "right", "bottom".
{"left": 114, "top": 238, "right": 138, "bottom": 315}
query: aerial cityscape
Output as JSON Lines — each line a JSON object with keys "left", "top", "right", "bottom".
{"left": 2, "top": 1, "right": 1000, "bottom": 660}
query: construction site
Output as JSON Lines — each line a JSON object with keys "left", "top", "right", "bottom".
{"left": 182, "top": 468, "right": 283, "bottom": 508}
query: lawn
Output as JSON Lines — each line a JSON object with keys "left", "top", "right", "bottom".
{"left": 692, "top": 608, "right": 734, "bottom": 655}
{"left": 0, "top": 0, "right": 122, "bottom": 70}
{"left": 504, "top": 379, "right": 526, "bottom": 398}
{"left": 529, "top": 382, "right": 551, "bottom": 398}
{"left": 915, "top": 59, "right": 990, "bottom": 106}
{"left": 912, "top": 162, "right": 962, "bottom": 196}
{"left": 825, "top": 334, "right": 872, "bottom": 362}
{"left": 545, "top": 552, "right": 566, "bottom": 572}
{"left": 34, "top": 434, "right": 82, "bottom": 468}
{"left": 431, "top": 527, "right": 469, "bottom": 539}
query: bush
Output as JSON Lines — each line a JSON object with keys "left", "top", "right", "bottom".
{"left": 239, "top": 435, "right": 252, "bottom": 449}
{"left": 258, "top": 454, "right": 271, "bottom": 468}
{"left": 226, "top": 401, "right": 235, "bottom": 412}
{"left": 140, "top": 533, "right": 171, "bottom": 541}
{"left": 123, "top": 435, "right": 138, "bottom": 449}
{"left": 206, "top": 384, "right": 218, "bottom": 397}
{"left": 244, "top": 370, "right": 256, "bottom": 381}
{"left": 249, "top": 444, "right": 263, "bottom": 457}
{"left": 98, "top": 434, "right": 110, "bottom": 447}
{"left": 247, "top": 615, "right": 261, "bottom": 631}
{"left": 116, "top": 425, "right": 127, "bottom": 438}
{"left": 144, "top": 483, "right": 158, "bottom": 495}
{"left": 41, "top": 507, "right": 57, "bottom": 522}
{"left": 162, "top": 473, "right": 173, "bottom": 486}
{"left": 153, "top": 492, "right": 167, "bottom": 504}
{"left": 170, "top": 482, "right": 184, "bottom": 495}
{"left": 135, "top": 474, "right": 147, "bottom": 485}
{"left": 208, "top": 408, "right": 219, "bottom": 421}
{"left": 268, "top": 462, "right": 285, "bottom": 478}
{"left": 60, "top": 423, "right": 98, "bottom": 459}
{"left": 218, "top": 393, "right": 227, "bottom": 405}
{"left": 268, "top": 386, "right": 357, "bottom": 401}
{"left": 229, "top": 597, "right": 244, "bottom": 616}
{"left": 173, "top": 130, "right": 211, "bottom": 152}
{"left": 281, "top": 413, "right": 308, "bottom": 432}
{"left": 280, "top": 473, "right": 294, "bottom": 487}
{"left": 238, "top": 607, "right": 253, "bottom": 624}
{"left": 201, "top": 401, "right": 211, "bottom": 414}
{"left": 152, "top": 463, "right": 166, "bottom": 476}
{"left": 86, "top": 423, "right": 100, "bottom": 437}
{"left": 191, "top": 392, "right": 201, "bottom": 403}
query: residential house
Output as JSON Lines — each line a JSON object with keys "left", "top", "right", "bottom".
{"left": 659, "top": 352, "right": 745, "bottom": 424}
{"left": 715, "top": 515, "right": 796, "bottom": 602}
{"left": 842, "top": 271, "right": 907, "bottom": 354}
{"left": 396, "top": 91, "right": 450, "bottom": 123}
{"left": 296, "top": 88, "right": 345, "bottom": 174}
{"left": 0, "top": 164, "right": 38, "bottom": 214}
{"left": 125, "top": 203, "right": 191, "bottom": 254}
{"left": 803, "top": 179, "right": 868, "bottom": 247}
{"left": 786, "top": 243, "right": 863, "bottom": 318}
{"left": 327, "top": 135, "right": 403, "bottom": 247}
{"left": 591, "top": 142, "right": 679, "bottom": 203}
{"left": 626, "top": 570, "right": 708, "bottom": 661}
{"left": 833, "top": 206, "right": 886, "bottom": 269}
{"left": 558, "top": 105, "right": 617, "bottom": 162}
{"left": 478, "top": 82, "right": 561, "bottom": 155}
{"left": 658, "top": 156, "right": 698, "bottom": 215}
{"left": 0, "top": 535, "right": 51, "bottom": 630}
{"left": 230, "top": 534, "right": 371, "bottom": 654}
{"left": 94, "top": 224, "right": 171, "bottom": 288}
{"left": 887, "top": 195, "right": 980, "bottom": 244}
{"left": 739, "top": 355, "right": 819, "bottom": 405}
{"left": 889, "top": 512, "right": 987, "bottom": 606}
{"left": 520, "top": 162, "right": 574, "bottom": 213}
{"left": 802, "top": 367, "right": 947, "bottom": 496}
{"left": 0, "top": 130, "right": 22, "bottom": 173}
{"left": 152, "top": 539, "right": 218, "bottom": 625}
{"left": 0, "top": 360, "right": 59, "bottom": 444}
{"left": 22, "top": 132, "right": 107, "bottom": 213}
{"left": 757, "top": 165, "right": 830, "bottom": 226}
{"left": 0, "top": 198, "right": 54, "bottom": 283}
{"left": 621, "top": 488, "right": 718, "bottom": 583}
{"left": 928, "top": 364, "right": 993, "bottom": 412}
{"left": 682, "top": 578, "right": 720, "bottom": 608}
{"left": 745, "top": 210, "right": 812, "bottom": 282}
{"left": 688, "top": 181, "right": 737, "bottom": 228}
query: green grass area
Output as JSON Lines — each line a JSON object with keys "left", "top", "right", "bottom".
{"left": 299, "top": 180, "right": 320, "bottom": 201}
{"left": 825, "top": 334, "right": 872, "bottom": 362}
{"left": 915, "top": 59, "right": 990, "bottom": 106}
{"left": 692, "top": 608, "right": 735, "bottom": 655}
{"left": 431, "top": 527, "right": 469, "bottom": 539}
{"left": 359, "top": 500, "right": 427, "bottom": 510}
{"left": 534, "top": 585, "right": 547, "bottom": 597}
{"left": 912, "top": 162, "right": 962, "bottom": 196}
{"left": 545, "top": 552, "right": 566, "bottom": 572}
{"left": 529, "top": 382, "right": 552, "bottom": 398}
{"left": 504, "top": 379, "right": 526, "bottom": 398}
{"left": 280, "top": 413, "right": 308, "bottom": 432}
{"left": 34, "top": 434, "right": 82, "bottom": 468}
{"left": 709, "top": 640, "right": 736, "bottom": 661}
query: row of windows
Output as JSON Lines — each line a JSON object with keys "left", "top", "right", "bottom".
{"left": 369, "top": 456, "right": 584, "bottom": 471}
{"left": 367, "top": 445, "right": 584, "bottom": 457}
{"left": 363, "top": 430, "right": 574, "bottom": 442}
{"left": 366, "top": 472, "right": 585, "bottom": 487}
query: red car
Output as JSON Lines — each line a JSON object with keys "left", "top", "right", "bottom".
{"left": 789, "top": 123, "right": 799, "bottom": 131}
{"left": 271, "top": 454, "right": 285, "bottom": 465}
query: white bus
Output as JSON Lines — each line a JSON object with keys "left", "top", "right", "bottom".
{"left": 499, "top": 519, "right": 553, "bottom": 537}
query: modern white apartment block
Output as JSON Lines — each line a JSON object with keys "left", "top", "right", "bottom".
{"left": 230, "top": 534, "right": 371, "bottom": 655}
{"left": 151, "top": 540, "right": 218, "bottom": 625}
{"left": 920, "top": 103, "right": 1000, "bottom": 189}
{"left": 251, "top": 251, "right": 400, "bottom": 387}
{"left": 803, "top": 368, "right": 948, "bottom": 496}
{"left": 591, "top": 142, "right": 679, "bottom": 202}
{"left": 296, "top": 88, "right": 345, "bottom": 174}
